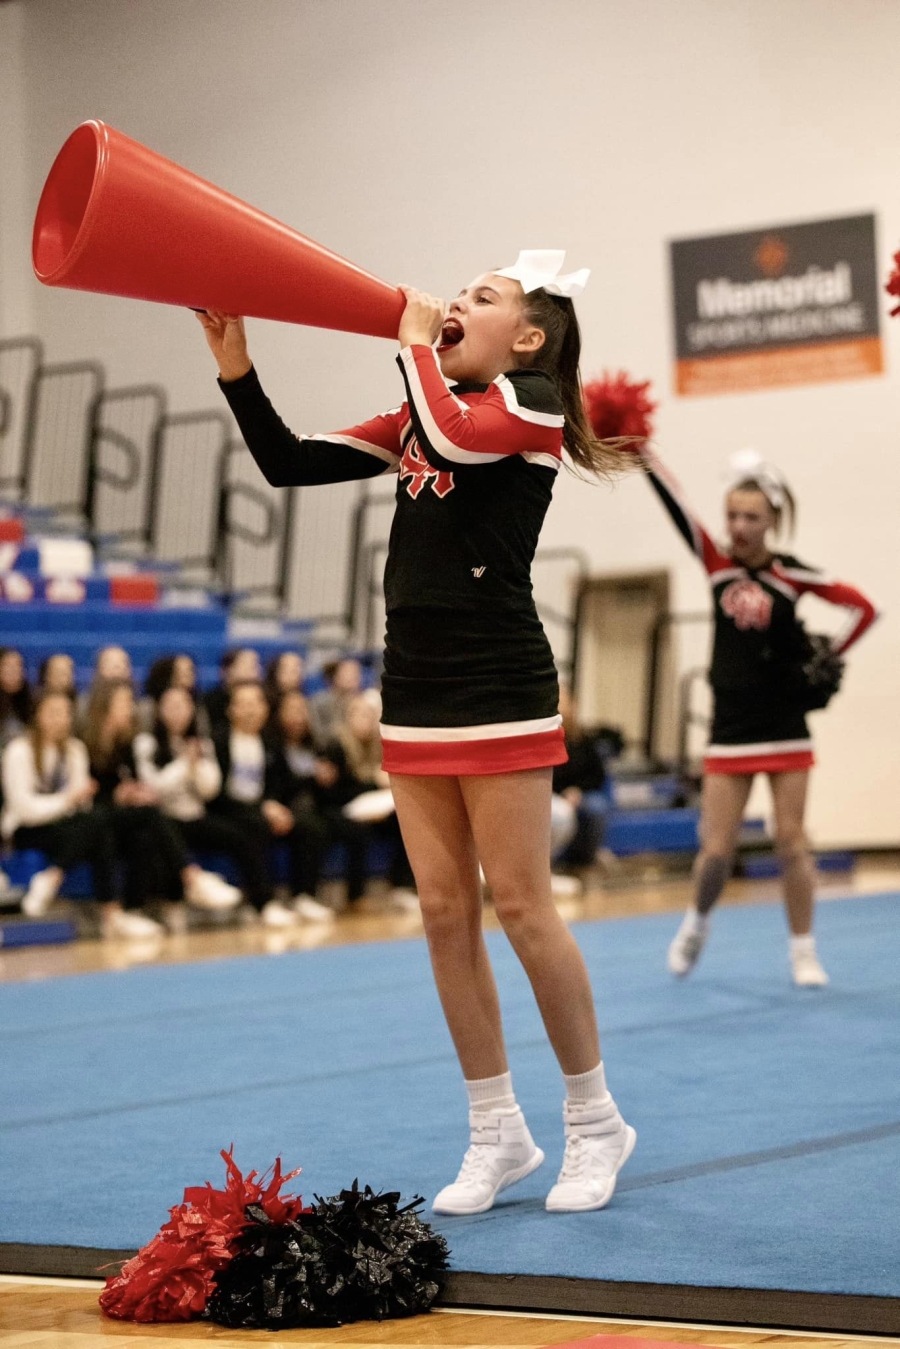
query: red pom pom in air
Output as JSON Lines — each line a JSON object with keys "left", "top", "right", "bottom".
{"left": 583, "top": 371, "right": 656, "bottom": 446}
{"left": 99, "top": 1148, "right": 309, "bottom": 1323}
{"left": 886, "top": 249, "right": 900, "bottom": 317}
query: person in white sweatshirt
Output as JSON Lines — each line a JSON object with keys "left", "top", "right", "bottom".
{"left": 1, "top": 692, "right": 118, "bottom": 923}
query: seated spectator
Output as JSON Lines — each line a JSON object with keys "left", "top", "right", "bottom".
{"left": 264, "top": 651, "right": 306, "bottom": 711}
{"left": 319, "top": 693, "right": 416, "bottom": 911}
{"left": 0, "top": 647, "right": 33, "bottom": 751}
{"left": 37, "top": 653, "right": 76, "bottom": 701}
{"left": 1, "top": 692, "right": 111, "bottom": 919}
{"left": 308, "top": 657, "right": 363, "bottom": 749}
{"left": 139, "top": 654, "right": 208, "bottom": 734}
{"left": 267, "top": 690, "right": 341, "bottom": 911}
{"left": 210, "top": 681, "right": 333, "bottom": 928}
{"left": 204, "top": 648, "right": 261, "bottom": 732}
{"left": 76, "top": 645, "right": 134, "bottom": 730}
{"left": 83, "top": 680, "right": 238, "bottom": 936}
{"left": 551, "top": 686, "right": 622, "bottom": 878}
{"left": 133, "top": 686, "right": 260, "bottom": 913}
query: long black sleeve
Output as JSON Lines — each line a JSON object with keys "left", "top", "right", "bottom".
{"left": 218, "top": 366, "right": 400, "bottom": 487}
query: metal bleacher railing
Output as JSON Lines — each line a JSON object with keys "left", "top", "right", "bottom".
{"left": 0, "top": 335, "right": 358, "bottom": 634}
{"left": 2, "top": 334, "right": 604, "bottom": 694}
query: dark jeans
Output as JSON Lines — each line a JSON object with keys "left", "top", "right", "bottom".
{"left": 178, "top": 812, "right": 274, "bottom": 909}
{"left": 14, "top": 810, "right": 118, "bottom": 904}
{"left": 288, "top": 799, "right": 330, "bottom": 897}
{"left": 323, "top": 808, "right": 414, "bottom": 902}
{"left": 559, "top": 803, "right": 607, "bottom": 868}
{"left": 207, "top": 800, "right": 275, "bottom": 910}
{"left": 104, "top": 803, "right": 189, "bottom": 907}
{"left": 207, "top": 798, "right": 337, "bottom": 906}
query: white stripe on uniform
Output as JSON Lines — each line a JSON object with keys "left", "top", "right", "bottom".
{"left": 380, "top": 714, "right": 562, "bottom": 743}
{"left": 706, "top": 738, "right": 813, "bottom": 756}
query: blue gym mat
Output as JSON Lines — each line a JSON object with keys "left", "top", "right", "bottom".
{"left": 1, "top": 893, "right": 899, "bottom": 1297}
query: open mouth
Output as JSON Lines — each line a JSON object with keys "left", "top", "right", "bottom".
{"left": 437, "top": 318, "right": 465, "bottom": 352}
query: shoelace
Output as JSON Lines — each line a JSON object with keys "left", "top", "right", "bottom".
{"left": 556, "top": 1133, "right": 591, "bottom": 1182}
{"left": 453, "top": 1143, "right": 500, "bottom": 1186}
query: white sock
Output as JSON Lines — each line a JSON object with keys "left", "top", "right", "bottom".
{"left": 563, "top": 1062, "right": 609, "bottom": 1106}
{"left": 682, "top": 907, "right": 710, "bottom": 935}
{"left": 465, "top": 1071, "right": 516, "bottom": 1113}
{"left": 790, "top": 934, "right": 817, "bottom": 958}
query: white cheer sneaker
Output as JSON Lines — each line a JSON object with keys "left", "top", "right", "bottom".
{"left": 545, "top": 1097, "right": 637, "bottom": 1212}
{"left": 432, "top": 1107, "right": 544, "bottom": 1216}
{"left": 791, "top": 947, "right": 829, "bottom": 987}
{"left": 667, "top": 910, "right": 708, "bottom": 977}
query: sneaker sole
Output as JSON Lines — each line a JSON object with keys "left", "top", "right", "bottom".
{"left": 545, "top": 1125, "right": 637, "bottom": 1213}
{"left": 432, "top": 1146, "right": 545, "bottom": 1216}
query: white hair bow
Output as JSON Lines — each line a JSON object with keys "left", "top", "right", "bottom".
{"left": 495, "top": 249, "right": 590, "bottom": 298}
{"left": 727, "top": 447, "right": 786, "bottom": 509}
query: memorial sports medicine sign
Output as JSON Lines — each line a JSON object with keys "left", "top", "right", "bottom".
{"left": 670, "top": 214, "right": 883, "bottom": 396}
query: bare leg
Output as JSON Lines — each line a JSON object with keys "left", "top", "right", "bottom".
{"left": 460, "top": 768, "right": 600, "bottom": 1075}
{"left": 693, "top": 773, "right": 755, "bottom": 913}
{"left": 390, "top": 774, "right": 507, "bottom": 1080}
{"left": 769, "top": 770, "right": 815, "bottom": 935}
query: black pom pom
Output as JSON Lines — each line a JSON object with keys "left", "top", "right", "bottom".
{"left": 311, "top": 1181, "right": 450, "bottom": 1323}
{"left": 205, "top": 1185, "right": 449, "bottom": 1330}
{"left": 204, "top": 1206, "right": 341, "bottom": 1329}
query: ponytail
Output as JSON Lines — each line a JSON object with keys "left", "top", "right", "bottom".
{"left": 520, "top": 290, "right": 642, "bottom": 478}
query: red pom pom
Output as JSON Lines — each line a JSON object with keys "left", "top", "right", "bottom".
{"left": 99, "top": 1149, "right": 309, "bottom": 1323}
{"left": 886, "top": 249, "right": 900, "bottom": 317}
{"left": 583, "top": 371, "right": 656, "bottom": 445}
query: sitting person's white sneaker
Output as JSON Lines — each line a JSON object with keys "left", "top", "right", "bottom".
{"left": 791, "top": 937, "right": 829, "bottom": 987}
{"left": 667, "top": 909, "right": 709, "bottom": 977}
{"left": 432, "top": 1107, "right": 544, "bottom": 1215}
{"left": 260, "top": 899, "right": 298, "bottom": 929}
{"left": 102, "top": 908, "right": 164, "bottom": 940}
{"left": 184, "top": 870, "right": 242, "bottom": 911}
{"left": 545, "top": 1098, "right": 637, "bottom": 1212}
{"left": 388, "top": 887, "right": 420, "bottom": 913}
{"left": 292, "top": 894, "right": 335, "bottom": 922}
{"left": 550, "top": 872, "right": 583, "bottom": 899}
{"left": 21, "top": 867, "right": 62, "bottom": 918}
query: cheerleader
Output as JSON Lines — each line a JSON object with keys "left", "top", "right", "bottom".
{"left": 197, "top": 250, "right": 636, "bottom": 1215}
{"left": 641, "top": 447, "right": 877, "bottom": 986}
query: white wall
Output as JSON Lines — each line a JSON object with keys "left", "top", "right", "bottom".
{"left": 5, "top": 0, "right": 900, "bottom": 846}
{"left": 0, "top": 1, "right": 34, "bottom": 334}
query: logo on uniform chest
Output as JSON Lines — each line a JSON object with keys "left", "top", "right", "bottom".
{"left": 398, "top": 436, "right": 456, "bottom": 499}
{"left": 719, "top": 577, "right": 774, "bottom": 631}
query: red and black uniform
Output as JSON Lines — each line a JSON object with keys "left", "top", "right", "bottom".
{"left": 219, "top": 344, "right": 568, "bottom": 775}
{"left": 643, "top": 451, "right": 877, "bottom": 775}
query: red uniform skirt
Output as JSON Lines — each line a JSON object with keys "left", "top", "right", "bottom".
{"left": 704, "top": 738, "right": 815, "bottom": 776}
{"left": 381, "top": 714, "right": 567, "bottom": 776}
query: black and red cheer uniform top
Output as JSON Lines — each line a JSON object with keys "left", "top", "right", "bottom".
{"left": 219, "top": 344, "right": 569, "bottom": 775}
{"left": 643, "top": 450, "right": 877, "bottom": 775}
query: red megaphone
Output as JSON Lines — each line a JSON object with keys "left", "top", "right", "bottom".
{"left": 32, "top": 120, "right": 406, "bottom": 339}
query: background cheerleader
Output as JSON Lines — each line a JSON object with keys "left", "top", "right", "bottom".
{"left": 640, "top": 447, "right": 877, "bottom": 986}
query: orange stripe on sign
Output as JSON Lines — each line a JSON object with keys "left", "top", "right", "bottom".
{"left": 110, "top": 575, "right": 159, "bottom": 605}
{"left": 705, "top": 749, "right": 815, "bottom": 775}
{"left": 383, "top": 727, "right": 567, "bottom": 776}
{"left": 676, "top": 336, "right": 883, "bottom": 397}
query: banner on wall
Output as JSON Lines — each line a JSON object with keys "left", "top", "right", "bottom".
{"left": 670, "top": 214, "right": 883, "bottom": 397}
